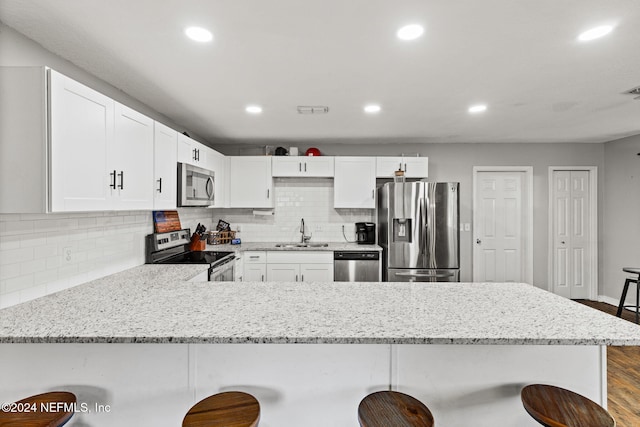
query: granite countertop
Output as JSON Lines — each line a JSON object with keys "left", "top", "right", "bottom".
{"left": 2, "top": 264, "right": 640, "bottom": 345}
{"left": 208, "top": 241, "right": 382, "bottom": 252}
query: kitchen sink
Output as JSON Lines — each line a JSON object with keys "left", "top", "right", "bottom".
{"left": 274, "top": 243, "right": 329, "bottom": 248}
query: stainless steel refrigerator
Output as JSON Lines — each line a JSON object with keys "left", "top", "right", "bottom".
{"left": 378, "top": 181, "right": 460, "bottom": 282}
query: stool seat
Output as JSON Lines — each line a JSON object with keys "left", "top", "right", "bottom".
{"left": 182, "top": 391, "right": 260, "bottom": 427}
{"left": 0, "top": 391, "right": 76, "bottom": 427}
{"left": 358, "top": 391, "right": 434, "bottom": 427}
{"left": 521, "top": 384, "right": 615, "bottom": 427}
{"left": 616, "top": 267, "right": 640, "bottom": 323}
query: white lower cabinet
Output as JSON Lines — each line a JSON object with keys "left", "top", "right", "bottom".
{"left": 265, "top": 251, "right": 334, "bottom": 282}
{"left": 243, "top": 251, "right": 334, "bottom": 282}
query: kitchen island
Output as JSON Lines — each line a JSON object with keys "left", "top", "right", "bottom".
{"left": 2, "top": 265, "right": 640, "bottom": 426}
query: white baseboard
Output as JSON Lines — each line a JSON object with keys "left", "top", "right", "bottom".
{"left": 598, "top": 295, "right": 620, "bottom": 306}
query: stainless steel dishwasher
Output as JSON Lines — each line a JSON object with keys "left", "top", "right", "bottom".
{"left": 334, "top": 251, "right": 381, "bottom": 282}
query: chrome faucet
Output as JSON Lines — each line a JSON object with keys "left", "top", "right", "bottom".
{"left": 300, "top": 218, "right": 311, "bottom": 243}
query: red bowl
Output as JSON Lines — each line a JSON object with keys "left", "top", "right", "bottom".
{"left": 305, "top": 147, "right": 321, "bottom": 156}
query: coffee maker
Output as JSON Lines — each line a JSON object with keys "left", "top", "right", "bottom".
{"left": 355, "top": 222, "right": 376, "bottom": 244}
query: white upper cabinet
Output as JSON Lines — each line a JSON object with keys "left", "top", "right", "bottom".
{"left": 153, "top": 122, "right": 178, "bottom": 210}
{"left": 177, "top": 133, "right": 207, "bottom": 166}
{"left": 376, "top": 156, "right": 428, "bottom": 178}
{"left": 208, "top": 149, "right": 228, "bottom": 208}
{"left": 228, "top": 156, "right": 274, "bottom": 208}
{"left": 272, "top": 156, "right": 334, "bottom": 177}
{"left": 334, "top": 157, "right": 376, "bottom": 209}
{"left": 49, "top": 69, "right": 115, "bottom": 212}
{"left": 111, "top": 103, "right": 154, "bottom": 210}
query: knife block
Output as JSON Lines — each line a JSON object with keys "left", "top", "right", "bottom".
{"left": 190, "top": 235, "right": 206, "bottom": 251}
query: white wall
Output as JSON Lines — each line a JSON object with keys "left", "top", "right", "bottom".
{"left": 602, "top": 134, "right": 640, "bottom": 304}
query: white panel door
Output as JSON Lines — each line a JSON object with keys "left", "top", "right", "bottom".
{"left": 300, "top": 264, "right": 334, "bottom": 282}
{"left": 244, "top": 264, "right": 266, "bottom": 282}
{"left": 552, "top": 170, "right": 592, "bottom": 299}
{"left": 267, "top": 264, "right": 300, "bottom": 282}
{"left": 334, "top": 157, "right": 376, "bottom": 209}
{"left": 229, "top": 156, "right": 273, "bottom": 208}
{"left": 473, "top": 171, "right": 524, "bottom": 282}
{"left": 112, "top": 103, "right": 154, "bottom": 210}
{"left": 49, "top": 70, "right": 114, "bottom": 211}
{"left": 153, "top": 122, "right": 178, "bottom": 210}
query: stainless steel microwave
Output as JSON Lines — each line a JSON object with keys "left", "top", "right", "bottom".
{"left": 177, "top": 162, "right": 215, "bottom": 207}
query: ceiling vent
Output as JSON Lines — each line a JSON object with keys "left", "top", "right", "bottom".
{"left": 623, "top": 85, "right": 640, "bottom": 99}
{"left": 297, "top": 106, "right": 329, "bottom": 114}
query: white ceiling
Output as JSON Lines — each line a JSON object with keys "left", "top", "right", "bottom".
{"left": 1, "top": 0, "right": 639, "bottom": 145}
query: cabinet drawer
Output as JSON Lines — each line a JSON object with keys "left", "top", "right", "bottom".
{"left": 267, "top": 251, "right": 333, "bottom": 264}
{"left": 244, "top": 251, "right": 267, "bottom": 263}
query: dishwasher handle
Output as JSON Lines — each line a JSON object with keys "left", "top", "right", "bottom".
{"left": 334, "top": 251, "right": 380, "bottom": 261}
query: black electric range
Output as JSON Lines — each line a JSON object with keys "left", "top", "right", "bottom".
{"left": 145, "top": 229, "right": 235, "bottom": 280}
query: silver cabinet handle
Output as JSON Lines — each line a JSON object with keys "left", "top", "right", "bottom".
{"left": 304, "top": 163, "right": 307, "bottom": 172}
{"left": 261, "top": 274, "right": 264, "bottom": 281}
{"left": 295, "top": 274, "right": 298, "bottom": 282}
{"left": 299, "top": 162, "right": 302, "bottom": 172}
{"left": 157, "top": 177, "right": 162, "bottom": 193}
{"left": 404, "top": 163, "right": 407, "bottom": 172}
{"left": 118, "top": 171, "right": 124, "bottom": 189}
{"left": 372, "top": 189, "right": 375, "bottom": 199}
{"left": 249, "top": 255, "right": 259, "bottom": 259}
{"left": 561, "top": 241, "right": 565, "bottom": 244}
{"left": 301, "top": 274, "right": 304, "bottom": 282}
{"left": 267, "top": 189, "right": 270, "bottom": 199}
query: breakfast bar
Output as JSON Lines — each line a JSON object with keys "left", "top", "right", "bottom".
{"left": 2, "top": 265, "right": 640, "bottom": 426}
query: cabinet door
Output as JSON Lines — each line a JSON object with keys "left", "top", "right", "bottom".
{"left": 111, "top": 103, "right": 154, "bottom": 210}
{"left": 375, "top": 157, "right": 404, "bottom": 178}
{"left": 267, "top": 264, "right": 300, "bottom": 282}
{"left": 229, "top": 157, "right": 274, "bottom": 208}
{"left": 300, "top": 264, "right": 334, "bottom": 282}
{"left": 153, "top": 122, "right": 178, "bottom": 210}
{"left": 272, "top": 157, "right": 304, "bottom": 177}
{"left": 334, "top": 157, "right": 376, "bottom": 209}
{"left": 49, "top": 70, "right": 114, "bottom": 212}
{"left": 303, "top": 157, "right": 334, "bottom": 177}
{"left": 209, "top": 149, "right": 227, "bottom": 208}
{"left": 244, "top": 264, "right": 267, "bottom": 282}
{"left": 177, "top": 134, "right": 205, "bottom": 166}
{"left": 403, "top": 157, "right": 429, "bottom": 178}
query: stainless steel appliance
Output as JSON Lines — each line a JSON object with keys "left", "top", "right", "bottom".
{"left": 378, "top": 181, "right": 459, "bottom": 282}
{"left": 334, "top": 251, "right": 381, "bottom": 282}
{"left": 145, "top": 228, "right": 234, "bottom": 281}
{"left": 177, "top": 162, "right": 215, "bottom": 207}
{"left": 355, "top": 222, "right": 376, "bottom": 244}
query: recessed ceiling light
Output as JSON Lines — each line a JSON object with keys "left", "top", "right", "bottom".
{"left": 364, "top": 104, "right": 381, "bottom": 113}
{"left": 578, "top": 25, "right": 613, "bottom": 41}
{"left": 468, "top": 104, "right": 487, "bottom": 113}
{"left": 245, "top": 105, "right": 262, "bottom": 114}
{"left": 397, "top": 24, "right": 424, "bottom": 41}
{"left": 184, "top": 26, "right": 213, "bottom": 42}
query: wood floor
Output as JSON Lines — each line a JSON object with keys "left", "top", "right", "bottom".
{"left": 576, "top": 300, "right": 640, "bottom": 427}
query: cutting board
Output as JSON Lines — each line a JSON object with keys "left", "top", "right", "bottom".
{"left": 153, "top": 210, "right": 182, "bottom": 233}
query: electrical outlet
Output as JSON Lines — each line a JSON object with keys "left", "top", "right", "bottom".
{"left": 464, "top": 223, "right": 471, "bottom": 232}
{"left": 63, "top": 247, "right": 72, "bottom": 263}
{"left": 236, "top": 225, "right": 242, "bottom": 232}
{"left": 315, "top": 225, "right": 323, "bottom": 232}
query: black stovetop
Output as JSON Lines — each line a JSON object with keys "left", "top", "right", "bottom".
{"left": 156, "top": 251, "right": 233, "bottom": 265}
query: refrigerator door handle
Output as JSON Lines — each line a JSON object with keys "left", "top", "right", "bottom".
{"left": 419, "top": 197, "right": 426, "bottom": 257}
{"left": 395, "top": 271, "right": 456, "bottom": 278}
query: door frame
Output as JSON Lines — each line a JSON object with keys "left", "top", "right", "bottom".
{"left": 547, "top": 167, "right": 598, "bottom": 299}
{"left": 472, "top": 166, "right": 534, "bottom": 284}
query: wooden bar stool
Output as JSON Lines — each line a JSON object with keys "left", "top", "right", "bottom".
{"left": 0, "top": 391, "right": 76, "bottom": 427}
{"left": 521, "top": 384, "right": 615, "bottom": 427}
{"left": 182, "top": 391, "right": 260, "bottom": 427}
{"left": 358, "top": 390, "right": 434, "bottom": 427}
{"left": 616, "top": 267, "right": 640, "bottom": 323}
